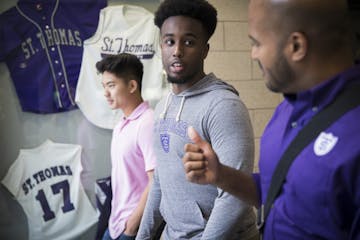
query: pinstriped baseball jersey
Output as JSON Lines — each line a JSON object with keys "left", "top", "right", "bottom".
{"left": 0, "top": 0, "right": 106, "bottom": 113}
{"left": 1, "top": 140, "right": 99, "bottom": 240}
{"left": 75, "top": 5, "right": 164, "bottom": 129}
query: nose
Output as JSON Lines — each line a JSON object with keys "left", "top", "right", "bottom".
{"left": 103, "top": 88, "right": 110, "bottom": 97}
{"left": 173, "top": 42, "right": 183, "bottom": 58}
{"left": 250, "top": 45, "right": 258, "bottom": 60}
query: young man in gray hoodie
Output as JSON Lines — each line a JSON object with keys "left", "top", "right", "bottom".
{"left": 136, "top": 0, "right": 258, "bottom": 239}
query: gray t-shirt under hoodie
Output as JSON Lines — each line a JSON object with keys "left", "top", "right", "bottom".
{"left": 136, "top": 73, "right": 258, "bottom": 240}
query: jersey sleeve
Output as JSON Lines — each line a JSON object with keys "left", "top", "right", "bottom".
{"left": 153, "top": 26, "right": 161, "bottom": 60}
{"left": 138, "top": 109, "right": 156, "bottom": 172}
{"left": 0, "top": 13, "right": 5, "bottom": 61}
{"left": 68, "top": 0, "right": 107, "bottom": 39}
{"left": 1, "top": 154, "right": 25, "bottom": 197}
{"left": 80, "top": 0, "right": 107, "bottom": 39}
{"left": 0, "top": 7, "right": 14, "bottom": 61}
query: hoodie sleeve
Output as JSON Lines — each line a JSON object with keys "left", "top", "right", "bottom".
{"left": 201, "top": 96, "right": 256, "bottom": 239}
{"left": 136, "top": 168, "right": 164, "bottom": 240}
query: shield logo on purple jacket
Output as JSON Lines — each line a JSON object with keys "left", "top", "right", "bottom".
{"left": 313, "top": 132, "right": 338, "bottom": 156}
{"left": 160, "top": 133, "right": 170, "bottom": 153}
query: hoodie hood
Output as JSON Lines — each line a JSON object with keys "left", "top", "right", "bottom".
{"left": 175, "top": 72, "right": 239, "bottom": 97}
{"left": 160, "top": 73, "right": 239, "bottom": 121}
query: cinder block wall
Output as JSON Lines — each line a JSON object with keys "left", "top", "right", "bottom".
{"left": 205, "top": 0, "right": 283, "bottom": 172}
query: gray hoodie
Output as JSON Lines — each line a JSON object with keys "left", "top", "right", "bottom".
{"left": 137, "top": 73, "right": 258, "bottom": 240}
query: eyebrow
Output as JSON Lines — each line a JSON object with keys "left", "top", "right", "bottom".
{"left": 162, "top": 33, "right": 198, "bottom": 39}
{"left": 248, "top": 35, "right": 260, "bottom": 45}
{"left": 102, "top": 79, "right": 115, "bottom": 86}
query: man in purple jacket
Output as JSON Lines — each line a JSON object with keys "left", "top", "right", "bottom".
{"left": 182, "top": 0, "right": 360, "bottom": 239}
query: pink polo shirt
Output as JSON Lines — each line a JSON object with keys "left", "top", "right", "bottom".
{"left": 108, "top": 101, "right": 156, "bottom": 239}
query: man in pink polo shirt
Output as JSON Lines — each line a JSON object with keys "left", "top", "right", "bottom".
{"left": 96, "top": 53, "right": 156, "bottom": 240}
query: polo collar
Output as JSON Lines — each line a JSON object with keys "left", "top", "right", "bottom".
{"left": 123, "top": 101, "right": 150, "bottom": 121}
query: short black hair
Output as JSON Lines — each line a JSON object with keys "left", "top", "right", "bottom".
{"left": 154, "top": 0, "right": 217, "bottom": 41}
{"left": 96, "top": 53, "right": 143, "bottom": 92}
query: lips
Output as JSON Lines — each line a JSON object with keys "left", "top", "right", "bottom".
{"left": 170, "top": 61, "right": 184, "bottom": 73}
{"left": 106, "top": 99, "right": 113, "bottom": 105}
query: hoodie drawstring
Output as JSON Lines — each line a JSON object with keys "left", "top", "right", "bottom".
{"left": 176, "top": 96, "right": 186, "bottom": 122}
{"left": 160, "top": 93, "right": 186, "bottom": 122}
{"left": 160, "top": 92, "right": 172, "bottom": 119}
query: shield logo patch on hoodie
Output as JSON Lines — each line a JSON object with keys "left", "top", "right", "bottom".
{"left": 160, "top": 133, "right": 170, "bottom": 153}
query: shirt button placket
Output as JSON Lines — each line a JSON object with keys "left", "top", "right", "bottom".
{"left": 50, "top": 43, "right": 64, "bottom": 104}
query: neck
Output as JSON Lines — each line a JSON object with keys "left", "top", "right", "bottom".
{"left": 171, "top": 72, "right": 206, "bottom": 94}
{"left": 122, "top": 96, "right": 143, "bottom": 117}
{"left": 293, "top": 55, "right": 354, "bottom": 93}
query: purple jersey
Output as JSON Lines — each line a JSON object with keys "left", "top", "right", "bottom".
{"left": 0, "top": 0, "right": 106, "bottom": 113}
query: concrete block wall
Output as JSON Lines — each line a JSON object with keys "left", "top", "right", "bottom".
{"left": 205, "top": 0, "right": 283, "bottom": 172}
{"left": 0, "top": 0, "right": 281, "bottom": 174}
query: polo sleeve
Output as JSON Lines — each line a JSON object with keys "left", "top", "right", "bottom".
{"left": 138, "top": 109, "right": 156, "bottom": 172}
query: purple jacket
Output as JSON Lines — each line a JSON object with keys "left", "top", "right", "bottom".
{"left": 254, "top": 65, "right": 360, "bottom": 239}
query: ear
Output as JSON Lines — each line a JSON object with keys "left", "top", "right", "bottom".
{"left": 202, "top": 43, "right": 210, "bottom": 60}
{"left": 286, "top": 32, "right": 307, "bottom": 62}
{"left": 128, "top": 80, "right": 138, "bottom": 94}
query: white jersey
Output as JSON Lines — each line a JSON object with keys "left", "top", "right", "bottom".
{"left": 1, "top": 140, "right": 98, "bottom": 240}
{"left": 75, "top": 5, "right": 164, "bottom": 129}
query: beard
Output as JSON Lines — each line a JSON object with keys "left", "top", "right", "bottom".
{"left": 166, "top": 70, "right": 199, "bottom": 84}
{"left": 264, "top": 51, "right": 295, "bottom": 93}
{"left": 167, "top": 75, "right": 188, "bottom": 84}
